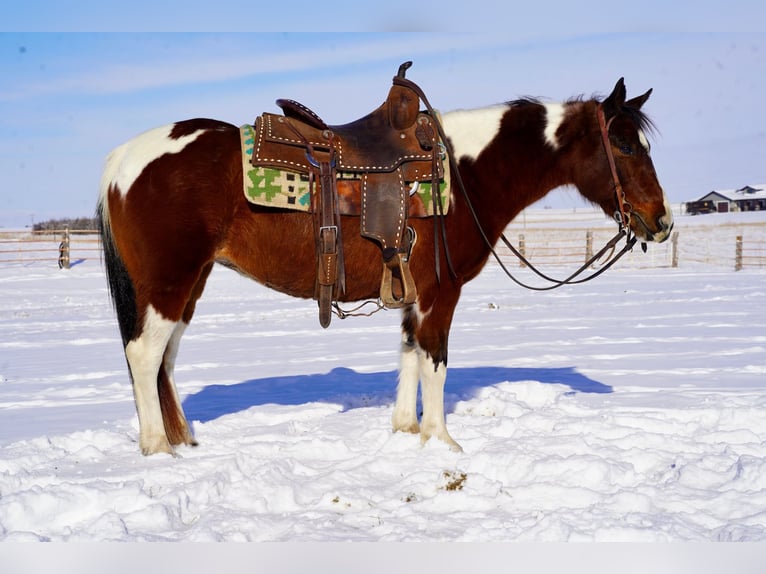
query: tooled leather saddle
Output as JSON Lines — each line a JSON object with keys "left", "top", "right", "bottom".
{"left": 249, "top": 61, "right": 445, "bottom": 328}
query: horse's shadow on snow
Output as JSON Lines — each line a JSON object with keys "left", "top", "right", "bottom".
{"left": 183, "top": 366, "right": 612, "bottom": 424}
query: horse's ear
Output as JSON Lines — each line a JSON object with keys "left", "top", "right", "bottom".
{"left": 626, "top": 88, "right": 653, "bottom": 110}
{"left": 602, "top": 77, "right": 626, "bottom": 119}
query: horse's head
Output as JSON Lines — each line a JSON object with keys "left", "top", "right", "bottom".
{"left": 575, "top": 78, "right": 673, "bottom": 243}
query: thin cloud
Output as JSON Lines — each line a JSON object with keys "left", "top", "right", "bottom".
{"left": 2, "top": 34, "right": 526, "bottom": 101}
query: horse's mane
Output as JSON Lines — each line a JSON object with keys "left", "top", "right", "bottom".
{"left": 507, "top": 94, "right": 656, "bottom": 136}
{"left": 620, "top": 102, "right": 657, "bottom": 136}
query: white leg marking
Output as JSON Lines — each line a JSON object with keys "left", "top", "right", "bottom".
{"left": 419, "top": 358, "right": 462, "bottom": 452}
{"left": 392, "top": 336, "right": 421, "bottom": 434}
{"left": 163, "top": 321, "right": 187, "bottom": 390}
{"left": 161, "top": 321, "right": 195, "bottom": 444}
{"left": 125, "top": 305, "right": 177, "bottom": 455}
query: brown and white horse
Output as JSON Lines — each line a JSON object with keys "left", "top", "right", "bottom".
{"left": 98, "top": 78, "right": 673, "bottom": 455}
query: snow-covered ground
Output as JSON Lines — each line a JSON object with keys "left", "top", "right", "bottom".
{"left": 1, "top": 210, "right": 766, "bottom": 548}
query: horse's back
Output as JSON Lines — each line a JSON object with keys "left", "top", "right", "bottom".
{"left": 100, "top": 118, "right": 238, "bottom": 200}
{"left": 99, "top": 119, "right": 243, "bottom": 295}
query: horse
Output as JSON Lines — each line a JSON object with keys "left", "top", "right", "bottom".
{"left": 97, "top": 76, "right": 673, "bottom": 456}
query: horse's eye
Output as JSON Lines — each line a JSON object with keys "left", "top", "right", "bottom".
{"left": 619, "top": 144, "right": 633, "bottom": 156}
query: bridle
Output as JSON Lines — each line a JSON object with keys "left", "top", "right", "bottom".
{"left": 597, "top": 104, "right": 633, "bottom": 236}
{"left": 388, "top": 77, "right": 641, "bottom": 292}
{"left": 332, "top": 86, "right": 642, "bottom": 319}
{"left": 440, "top": 101, "right": 639, "bottom": 292}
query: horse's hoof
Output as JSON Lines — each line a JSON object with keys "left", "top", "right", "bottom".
{"left": 392, "top": 411, "right": 420, "bottom": 434}
{"left": 393, "top": 422, "right": 421, "bottom": 435}
{"left": 448, "top": 441, "right": 464, "bottom": 453}
{"left": 420, "top": 431, "right": 463, "bottom": 453}
{"left": 140, "top": 435, "right": 175, "bottom": 456}
{"left": 180, "top": 431, "right": 198, "bottom": 447}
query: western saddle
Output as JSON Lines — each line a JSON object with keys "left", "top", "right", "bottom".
{"left": 250, "top": 62, "right": 446, "bottom": 328}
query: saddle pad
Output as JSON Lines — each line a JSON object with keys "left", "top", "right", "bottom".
{"left": 240, "top": 124, "right": 450, "bottom": 216}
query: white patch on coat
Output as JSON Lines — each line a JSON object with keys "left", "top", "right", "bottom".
{"left": 543, "top": 103, "right": 566, "bottom": 149}
{"left": 638, "top": 128, "right": 651, "bottom": 153}
{"left": 99, "top": 124, "right": 206, "bottom": 201}
{"left": 439, "top": 105, "right": 507, "bottom": 162}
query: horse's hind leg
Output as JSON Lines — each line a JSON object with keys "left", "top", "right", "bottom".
{"left": 157, "top": 321, "right": 195, "bottom": 446}
{"left": 125, "top": 306, "right": 179, "bottom": 455}
{"left": 157, "top": 262, "right": 214, "bottom": 447}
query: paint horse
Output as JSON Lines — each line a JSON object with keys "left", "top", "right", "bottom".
{"left": 98, "top": 70, "right": 673, "bottom": 456}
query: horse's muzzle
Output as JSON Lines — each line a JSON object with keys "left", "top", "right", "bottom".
{"left": 634, "top": 197, "right": 674, "bottom": 243}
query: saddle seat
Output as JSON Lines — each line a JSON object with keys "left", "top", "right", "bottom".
{"left": 274, "top": 84, "right": 436, "bottom": 173}
{"left": 249, "top": 62, "right": 445, "bottom": 328}
{"left": 255, "top": 95, "right": 440, "bottom": 181}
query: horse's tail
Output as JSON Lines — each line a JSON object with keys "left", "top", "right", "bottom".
{"left": 97, "top": 152, "right": 138, "bottom": 349}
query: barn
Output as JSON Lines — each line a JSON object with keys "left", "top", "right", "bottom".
{"left": 685, "top": 184, "right": 766, "bottom": 215}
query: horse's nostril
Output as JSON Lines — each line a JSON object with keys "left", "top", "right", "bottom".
{"left": 657, "top": 207, "right": 674, "bottom": 235}
{"left": 654, "top": 218, "right": 674, "bottom": 243}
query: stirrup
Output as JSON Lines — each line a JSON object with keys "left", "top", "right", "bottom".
{"left": 380, "top": 253, "right": 417, "bottom": 308}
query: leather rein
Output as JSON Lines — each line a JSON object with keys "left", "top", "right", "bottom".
{"left": 402, "top": 77, "right": 639, "bottom": 291}
{"left": 485, "top": 105, "right": 640, "bottom": 291}
{"left": 333, "top": 82, "right": 641, "bottom": 319}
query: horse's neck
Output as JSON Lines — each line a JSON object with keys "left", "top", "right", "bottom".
{"left": 442, "top": 103, "right": 566, "bottom": 247}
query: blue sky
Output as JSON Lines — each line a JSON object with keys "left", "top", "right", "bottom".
{"left": 1, "top": 4, "right": 765, "bottom": 227}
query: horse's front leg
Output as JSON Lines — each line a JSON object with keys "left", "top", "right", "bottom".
{"left": 392, "top": 326, "right": 421, "bottom": 434}
{"left": 392, "top": 299, "right": 462, "bottom": 451}
{"left": 418, "top": 353, "right": 462, "bottom": 452}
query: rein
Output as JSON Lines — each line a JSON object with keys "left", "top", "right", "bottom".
{"left": 401, "top": 84, "right": 638, "bottom": 291}
{"left": 333, "top": 80, "right": 639, "bottom": 319}
{"left": 485, "top": 104, "right": 638, "bottom": 291}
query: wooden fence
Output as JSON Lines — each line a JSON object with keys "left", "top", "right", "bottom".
{"left": 736, "top": 235, "right": 766, "bottom": 271}
{"left": 497, "top": 223, "right": 766, "bottom": 271}
{"left": 0, "top": 229, "right": 100, "bottom": 268}
{"left": 496, "top": 229, "right": 680, "bottom": 270}
{"left": 1, "top": 226, "right": 765, "bottom": 270}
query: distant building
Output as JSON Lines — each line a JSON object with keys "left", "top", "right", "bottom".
{"left": 685, "top": 184, "right": 766, "bottom": 215}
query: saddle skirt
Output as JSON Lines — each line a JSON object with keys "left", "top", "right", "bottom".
{"left": 239, "top": 62, "right": 450, "bottom": 326}
{"left": 239, "top": 122, "right": 450, "bottom": 217}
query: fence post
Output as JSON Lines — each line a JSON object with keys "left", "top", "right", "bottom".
{"left": 671, "top": 231, "right": 679, "bottom": 268}
{"left": 519, "top": 233, "right": 526, "bottom": 268}
{"left": 58, "top": 228, "right": 70, "bottom": 269}
{"left": 735, "top": 235, "right": 743, "bottom": 271}
{"left": 585, "top": 230, "right": 593, "bottom": 265}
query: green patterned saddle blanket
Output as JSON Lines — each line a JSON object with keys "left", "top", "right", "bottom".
{"left": 239, "top": 123, "right": 449, "bottom": 217}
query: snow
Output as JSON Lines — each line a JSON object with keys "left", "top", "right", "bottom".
{"left": 1, "top": 211, "right": 766, "bottom": 553}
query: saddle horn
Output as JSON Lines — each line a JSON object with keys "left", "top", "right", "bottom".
{"left": 397, "top": 61, "right": 413, "bottom": 78}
